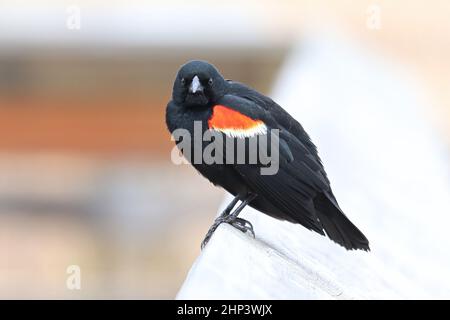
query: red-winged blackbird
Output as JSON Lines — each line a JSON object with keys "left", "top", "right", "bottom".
{"left": 166, "top": 60, "right": 370, "bottom": 251}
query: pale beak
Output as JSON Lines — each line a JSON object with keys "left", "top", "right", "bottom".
{"left": 189, "top": 75, "right": 204, "bottom": 94}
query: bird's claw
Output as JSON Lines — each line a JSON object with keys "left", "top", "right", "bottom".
{"left": 201, "top": 215, "right": 255, "bottom": 250}
{"left": 229, "top": 217, "right": 255, "bottom": 238}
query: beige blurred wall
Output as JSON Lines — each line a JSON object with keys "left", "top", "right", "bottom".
{"left": 34, "top": 0, "right": 450, "bottom": 144}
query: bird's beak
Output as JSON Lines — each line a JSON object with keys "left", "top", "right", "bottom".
{"left": 189, "top": 75, "right": 204, "bottom": 94}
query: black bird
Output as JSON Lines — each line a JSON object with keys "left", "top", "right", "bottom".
{"left": 166, "top": 60, "right": 370, "bottom": 251}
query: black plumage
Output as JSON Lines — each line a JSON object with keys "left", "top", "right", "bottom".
{"left": 166, "top": 60, "right": 369, "bottom": 251}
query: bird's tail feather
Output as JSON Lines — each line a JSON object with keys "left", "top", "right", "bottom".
{"left": 314, "top": 193, "right": 370, "bottom": 251}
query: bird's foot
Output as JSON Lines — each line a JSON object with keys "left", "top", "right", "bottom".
{"left": 201, "top": 215, "right": 255, "bottom": 250}
{"left": 228, "top": 217, "right": 255, "bottom": 238}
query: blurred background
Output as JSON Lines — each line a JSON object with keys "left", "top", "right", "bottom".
{"left": 0, "top": 0, "right": 449, "bottom": 298}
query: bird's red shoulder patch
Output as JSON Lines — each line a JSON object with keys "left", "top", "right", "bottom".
{"left": 208, "top": 105, "right": 267, "bottom": 138}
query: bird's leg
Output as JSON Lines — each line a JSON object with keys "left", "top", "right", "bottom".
{"left": 201, "top": 195, "right": 241, "bottom": 249}
{"left": 223, "top": 193, "right": 257, "bottom": 237}
{"left": 217, "top": 194, "right": 241, "bottom": 219}
{"left": 201, "top": 193, "right": 257, "bottom": 249}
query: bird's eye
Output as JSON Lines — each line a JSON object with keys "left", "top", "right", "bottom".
{"left": 180, "top": 78, "right": 186, "bottom": 85}
{"left": 208, "top": 78, "right": 213, "bottom": 86}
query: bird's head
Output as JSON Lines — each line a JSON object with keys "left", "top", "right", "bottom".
{"left": 172, "top": 60, "right": 227, "bottom": 107}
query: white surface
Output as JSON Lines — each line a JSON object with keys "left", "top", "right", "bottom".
{"left": 177, "top": 34, "right": 450, "bottom": 299}
{"left": 178, "top": 224, "right": 349, "bottom": 299}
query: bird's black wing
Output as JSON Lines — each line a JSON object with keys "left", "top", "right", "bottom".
{"left": 216, "top": 91, "right": 370, "bottom": 250}
{"left": 215, "top": 94, "right": 329, "bottom": 233}
{"left": 227, "top": 81, "right": 322, "bottom": 161}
